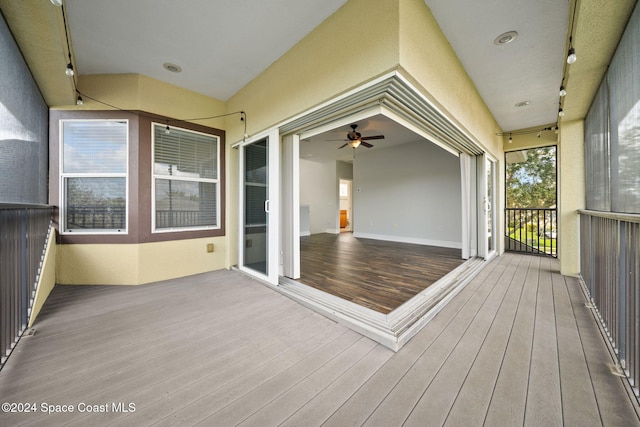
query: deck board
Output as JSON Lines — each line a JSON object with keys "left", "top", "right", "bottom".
{"left": 323, "top": 255, "right": 509, "bottom": 426}
{"left": 0, "top": 253, "right": 638, "bottom": 427}
{"left": 443, "top": 254, "right": 528, "bottom": 426}
{"left": 401, "top": 253, "right": 521, "bottom": 426}
{"left": 237, "top": 337, "right": 379, "bottom": 426}
{"left": 524, "top": 256, "right": 563, "bottom": 426}
{"left": 566, "top": 276, "right": 640, "bottom": 426}
{"left": 278, "top": 345, "right": 392, "bottom": 426}
{"left": 552, "top": 269, "right": 602, "bottom": 426}
{"left": 485, "top": 255, "right": 539, "bottom": 425}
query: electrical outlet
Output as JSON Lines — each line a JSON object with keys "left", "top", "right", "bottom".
{"left": 206, "top": 243, "right": 214, "bottom": 253}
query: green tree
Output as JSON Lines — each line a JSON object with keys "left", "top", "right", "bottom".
{"left": 506, "top": 146, "right": 556, "bottom": 208}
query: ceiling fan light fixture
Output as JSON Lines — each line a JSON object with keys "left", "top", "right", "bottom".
{"left": 350, "top": 139, "right": 361, "bottom": 149}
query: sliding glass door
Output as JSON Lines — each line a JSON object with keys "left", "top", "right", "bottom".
{"left": 479, "top": 154, "right": 497, "bottom": 260}
{"left": 239, "top": 131, "right": 279, "bottom": 284}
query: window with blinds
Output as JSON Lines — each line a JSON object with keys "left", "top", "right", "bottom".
{"left": 61, "top": 120, "right": 128, "bottom": 233}
{"left": 152, "top": 123, "right": 219, "bottom": 231}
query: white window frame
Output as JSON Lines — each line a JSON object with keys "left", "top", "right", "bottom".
{"left": 151, "top": 122, "right": 220, "bottom": 233}
{"left": 59, "top": 119, "right": 129, "bottom": 235}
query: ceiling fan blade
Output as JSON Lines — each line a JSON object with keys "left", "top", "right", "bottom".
{"left": 360, "top": 141, "right": 374, "bottom": 148}
{"left": 337, "top": 143, "right": 349, "bottom": 149}
{"left": 361, "top": 135, "right": 384, "bottom": 140}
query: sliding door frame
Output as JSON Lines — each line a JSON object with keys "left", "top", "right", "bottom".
{"left": 237, "top": 128, "right": 280, "bottom": 285}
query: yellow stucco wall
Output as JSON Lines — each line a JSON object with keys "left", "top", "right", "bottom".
{"left": 29, "top": 228, "right": 57, "bottom": 327}
{"left": 52, "top": 74, "right": 230, "bottom": 285}
{"left": 74, "top": 74, "right": 227, "bottom": 129}
{"left": 224, "top": 0, "right": 400, "bottom": 143}
{"left": 56, "top": 236, "right": 227, "bottom": 285}
{"left": 399, "top": 0, "right": 502, "bottom": 157}
{"left": 558, "top": 120, "right": 585, "bottom": 276}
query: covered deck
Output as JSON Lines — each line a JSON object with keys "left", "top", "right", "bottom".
{"left": 0, "top": 253, "right": 638, "bottom": 426}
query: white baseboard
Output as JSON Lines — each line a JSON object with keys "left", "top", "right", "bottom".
{"left": 352, "top": 232, "right": 462, "bottom": 249}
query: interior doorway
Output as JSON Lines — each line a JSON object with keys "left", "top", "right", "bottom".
{"left": 339, "top": 179, "right": 352, "bottom": 232}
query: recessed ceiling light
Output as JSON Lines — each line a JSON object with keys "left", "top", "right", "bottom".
{"left": 515, "top": 101, "right": 531, "bottom": 107}
{"left": 163, "top": 63, "right": 182, "bottom": 73}
{"left": 494, "top": 31, "right": 518, "bottom": 45}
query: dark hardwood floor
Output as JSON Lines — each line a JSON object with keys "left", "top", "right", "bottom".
{"left": 299, "top": 233, "right": 464, "bottom": 314}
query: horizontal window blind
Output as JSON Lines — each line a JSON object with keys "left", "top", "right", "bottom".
{"left": 63, "top": 121, "right": 128, "bottom": 174}
{"left": 152, "top": 123, "right": 219, "bottom": 231}
{"left": 154, "top": 126, "right": 217, "bottom": 180}
{"left": 61, "top": 120, "right": 128, "bottom": 233}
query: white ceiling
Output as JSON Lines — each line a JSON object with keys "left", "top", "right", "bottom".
{"left": 425, "top": 0, "right": 570, "bottom": 132}
{"left": 66, "top": 0, "right": 348, "bottom": 101}
{"left": 65, "top": 0, "right": 571, "bottom": 160}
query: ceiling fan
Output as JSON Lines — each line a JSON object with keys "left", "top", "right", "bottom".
{"left": 336, "top": 124, "right": 385, "bottom": 149}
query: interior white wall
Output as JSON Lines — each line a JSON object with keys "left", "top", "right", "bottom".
{"left": 336, "top": 160, "right": 353, "bottom": 180}
{"left": 300, "top": 158, "right": 339, "bottom": 234}
{"left": 353, "top": 141, "right": 462, "bottom": 248}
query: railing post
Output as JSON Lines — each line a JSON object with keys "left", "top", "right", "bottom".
{"left": 20, "top": 210, "right": 28, "bottom": 333}
{"left": 617, "top": 221, "right": 627, "bottom": 369}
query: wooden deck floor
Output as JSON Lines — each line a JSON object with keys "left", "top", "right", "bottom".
{"left": 0, "top": 253, "right": 638, "bottom": 426}
{"left": 300, "top": 233, "right": 464, "bottom": 313}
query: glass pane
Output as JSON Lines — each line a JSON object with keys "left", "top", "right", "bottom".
{"left": 244, "top": 139, "right": 268, "bottom": 275}
{"left": 245, "top": 141, "right": 267, "bottom": 184}
{"left": 245, "top": 184, "right": 267, "bottom": 225}
{"left": 155, "top": 179, "right": 217, "bottom": 229}
{"left": 63, "top": 121, "right": 127, "bottom": 173}
{"left": 154, "top": 124, "right": 217, "bottom": 180}
{"left": 487, "top": 159, "right": 494, "bottom": 252}
{"left": 65, "top": 177, "right": 126, "bottom": 231}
